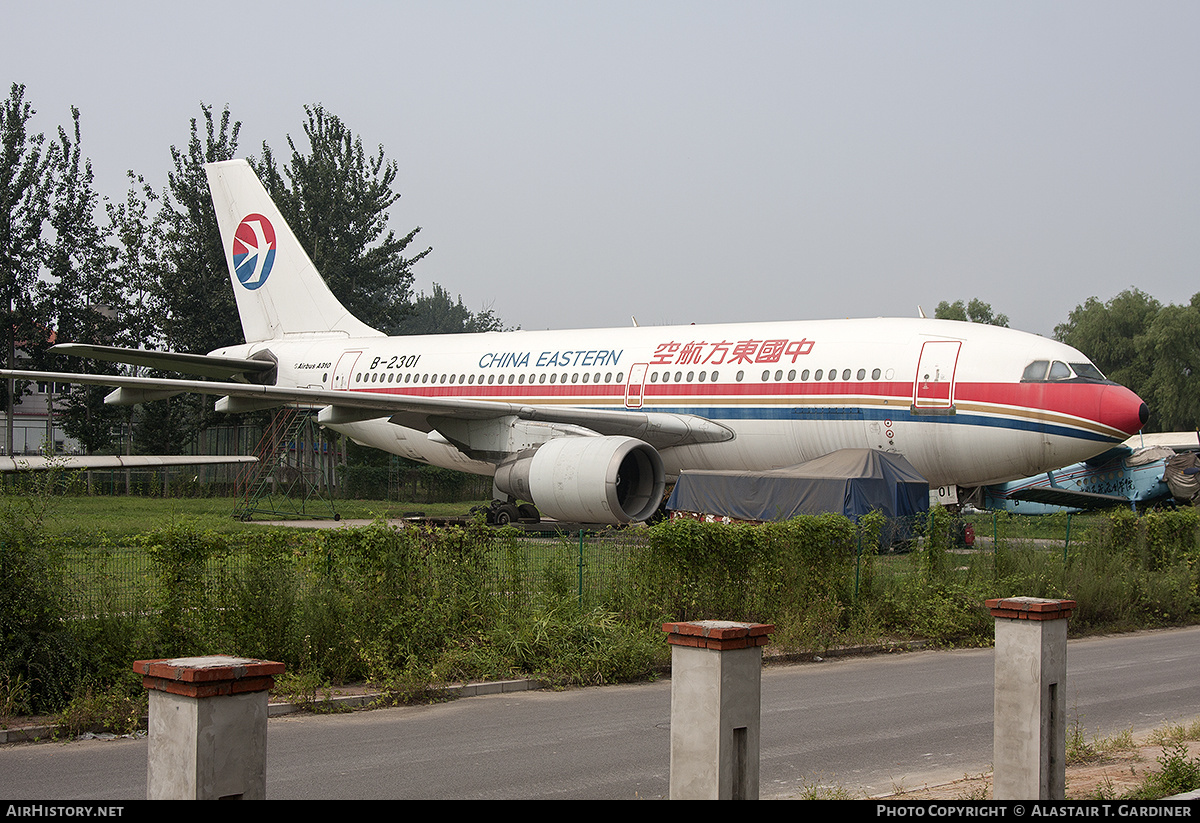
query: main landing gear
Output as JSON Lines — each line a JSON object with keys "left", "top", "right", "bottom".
{"left": 471, "top": 498, "right": 541, "bottom": 526}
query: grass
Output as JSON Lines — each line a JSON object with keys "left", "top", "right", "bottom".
{"left": 963, "top": 511, "right": 1101, "bottom": 543}
{"left": 40, "top": 496, "right": 491, "bottom": 539}
{"left": 1067, "top": 717, "right": 1138, "bottom": 765}
{"left": 1147, "top": 719, "right": 1200, "bottom": 747}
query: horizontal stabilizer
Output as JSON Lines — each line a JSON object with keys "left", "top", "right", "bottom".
{"left": 51, "top": 344, "right": 274, "bottom": 382}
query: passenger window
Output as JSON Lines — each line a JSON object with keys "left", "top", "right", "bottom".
{"left": 788, "top": 370, "right": 796, "bottom": 381}
{"left": 815, "top": 370, "right": 823, "bottom": 381}
{"left": 736, "top": 370, "right": 744, "bottom": 381}
{"left": 857, "top": 369, "right": 865, "bottom": 380}
{"left": 842, "top": 369, "right": 851, "bottom": 381}
{"left": 872, "top": 368, "right": 880, "bottom": 380}
{"left": 801, "top": 370, "right": 809, "bottom": 381}
{"left": 761, "top": 370, "right": 770, "bottom": 381}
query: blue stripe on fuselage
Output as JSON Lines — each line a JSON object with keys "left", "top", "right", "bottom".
{"left": 628, "top": 404, "right": 1120, "bottom": 444}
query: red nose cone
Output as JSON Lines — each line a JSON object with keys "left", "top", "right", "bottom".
{"left": 1099, "top": 384, "right": 1149, "bottom": 438}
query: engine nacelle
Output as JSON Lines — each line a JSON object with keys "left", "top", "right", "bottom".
{"left": 493, "top": 436, "right": 666, "bottom": 524}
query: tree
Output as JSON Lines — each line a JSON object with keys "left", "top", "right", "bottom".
{"left": 41, "top": 107, "right": 122, "bottom": 455}
{"left": 934, "top": 299, "right": 1009, "bottom": 327}
{"left": 106, "top": 172, "right": 164, "bottom": 351}
{"left": 0, "top": 84, "right": 55, "bottom": 455}
{"left": 1054, "top": 288, "right": 1161, "bottom": 404}
{"left": 155, "top": 104, "right": 242, "bottom": 355}
{"left": 1053, "top": 288, "right": 1200, "bottom": 434}
{"left": 254, "top": 104, "right": 431, "bottom": 334}
{"left": 56, "top": 172, "right": 168, "bottom": 457}
{"left": 1138, "top": 295, "right": 1200, "bottom": 434}
{"left": 126, "top": 104, "right": 245, "bottom": 456}
{"left": 395, "top": 283, "right": 505, "bottom": 335}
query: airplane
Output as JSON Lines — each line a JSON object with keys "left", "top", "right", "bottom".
{"left": 977, "top": 432, "right": 1200, "bottom": 514}
{"left": 0, "top": 159, "right": 1150, "bottom": 526}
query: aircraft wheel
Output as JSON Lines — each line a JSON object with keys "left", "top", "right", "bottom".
{"left": 517, "top": 503, "right": 540, "bottom": 523}
{"left": 494, "top": 503, "right": 521, "bottom": 526}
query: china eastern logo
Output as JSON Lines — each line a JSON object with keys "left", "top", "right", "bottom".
{"left": 232, "top": 214, "right": 276, "bottom": 290}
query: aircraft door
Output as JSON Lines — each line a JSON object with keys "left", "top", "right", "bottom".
{"left": 912, "top": 341, "right": 961, "bottom": 413}
{"left": 625, "top": 363, "right": 648, "bottom": 409}
{"left": 332, "top": 350, "right": 362, "bottom": 391}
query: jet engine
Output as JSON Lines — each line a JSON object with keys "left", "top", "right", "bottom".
{"left": 493, "top": 436, "right": 666, "bottom": 524}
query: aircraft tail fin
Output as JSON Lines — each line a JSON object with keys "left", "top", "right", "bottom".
{"left": 204, "top": 159, "right": 383, "bottom": 343}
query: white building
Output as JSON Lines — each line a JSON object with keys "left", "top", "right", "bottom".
{"left": 1, "top": 377, "right": 80, "bottom": 455}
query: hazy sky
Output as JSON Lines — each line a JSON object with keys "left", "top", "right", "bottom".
{"left": 4, "top": 1, "right": 1197, "bottom": 337}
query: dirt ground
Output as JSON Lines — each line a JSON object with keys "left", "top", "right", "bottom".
{"left": 877, "top": 739, "right": 1200, "bottom": 800}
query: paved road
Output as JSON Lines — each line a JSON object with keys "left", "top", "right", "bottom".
{"left": 3, "top": 626, "right": 1199, "bottom": 799}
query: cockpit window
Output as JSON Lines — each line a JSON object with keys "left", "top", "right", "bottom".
{"left": 1022, "top": 361, "right": 1048, "bottom": 382}
{"left": 1070, "top": 362, "right": 1106, "bottom": 381}
{"left": 1021, "top": 359, "right": 1109, "bottom": 383}
{"left": 1048, "top": 360, "right": 1072, "bottom": 380}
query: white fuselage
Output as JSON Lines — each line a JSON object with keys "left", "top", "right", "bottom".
{"left": 213, "top": 316, "right": 1147, "bottom": 490}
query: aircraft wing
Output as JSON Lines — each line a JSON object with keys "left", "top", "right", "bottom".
{"left": 0, "top": 369, "right": 734, "bottom": 450}
{"left": 0, "top": 455, "right": 257, "bottom": 472}
{"left": 1123, "top": 431, "right": 1200, "bottom": 453}
{"left": 49, "top": 344, "right": 275, "bottom": 382}
{"left": 1005, "top": 486, "right": 1131, "bottom": 511}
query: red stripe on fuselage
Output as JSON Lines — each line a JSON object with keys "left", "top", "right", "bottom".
{"left": 349, "top": 378, "right": 1132, "bottom": 427}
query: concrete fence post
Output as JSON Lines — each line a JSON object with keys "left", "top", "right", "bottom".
{"left": 662, "top": 620, "right": 775, "bottom": 800}
{"left": 133, "top": 655, "right": 285, "bottom": 800}
{"left": 986, "top": 597, "right": 1075, "bottom": 800}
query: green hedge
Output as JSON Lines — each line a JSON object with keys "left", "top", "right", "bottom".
{"left": 3, "top": 503, "right": 1200, "bottom": 718}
